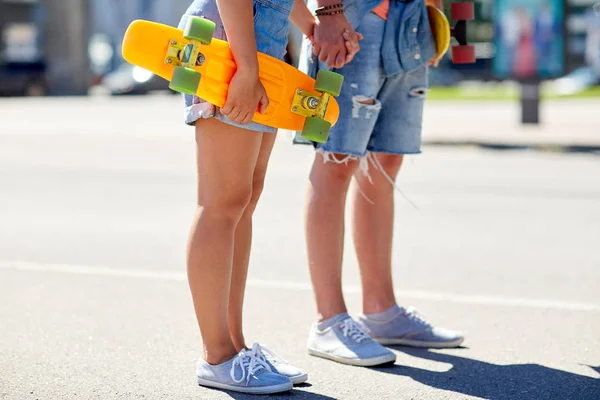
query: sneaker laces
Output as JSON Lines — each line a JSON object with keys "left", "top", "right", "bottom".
{"left": 340, "top": 318, "right": 371, "bottom": 343}
{"left": 230, "top": 344, "right": 272, "bottom": 385}
{"left": 404, "top": 307, "right": 432, "bottom": 328}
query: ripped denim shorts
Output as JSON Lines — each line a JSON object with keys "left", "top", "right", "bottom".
{"left": 299, "top": 11, "right": 430, "bottom": 156}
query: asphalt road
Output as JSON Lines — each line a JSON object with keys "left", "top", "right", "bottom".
{"left": 1, "top": 96, "right": 599, "bottom": 400}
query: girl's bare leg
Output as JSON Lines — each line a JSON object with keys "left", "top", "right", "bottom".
{"left": 228, "top": 132, "right": 277, "bottom": 350}
{"left": 187, "top": 118, "right": 264, "bottom": 365}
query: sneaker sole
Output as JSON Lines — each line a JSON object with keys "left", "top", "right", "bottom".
{"left": 374, "top": 337, "right": 465, "bottom": 348}
{"left": 307, "top": 347, "right": 396, "bottom": 367}
{"left": 197, "top": 377, "right": 293, "bottom": 395}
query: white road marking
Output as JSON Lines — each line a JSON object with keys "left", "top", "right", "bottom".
{"left": 1, "top": 260, "right": 599, "bottom": 312}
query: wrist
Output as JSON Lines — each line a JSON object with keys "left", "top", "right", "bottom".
{"left": 316, "top": 10, "right": 344, "bottom": 17}
{"left": 315, "top": 2, "right": 344, "bottom": 16}
{"left": 235, "top": 56, "right": 259, "bottom": 75}
{"left": 317, "top": 12, "right": 345, "bottom": 20}
{"left": 296, "top": 12, "right": 317, "bottom": 36}
{"left": 304, "top": 19, "right": 316, "bottom": 38}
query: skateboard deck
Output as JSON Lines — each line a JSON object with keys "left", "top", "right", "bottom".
{"left": 427, "top": 2, "right": 476, "bottom": 64}
{"left": 121, "top": 19, "right": 340, "bottom": 134}
{"left": 428, "top": 5, "right": 451, "bottom": 62}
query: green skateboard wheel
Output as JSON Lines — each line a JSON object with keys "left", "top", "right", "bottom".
{"left": 314, "top": 70, "right": 344, "bottom": 97}
{"left": 302, "top": 117, "right": 331, "bottom": 143}
{"left": 169, "top": 66, "right": 201, "bottom": 95}
{"left": 184, "top": 16, "right": 216, "bottom": 44}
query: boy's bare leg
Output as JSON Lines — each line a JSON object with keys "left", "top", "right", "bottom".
{"left": 352, "top": 153, "right": 464, "bottom": 348}
{"left": 305, "top": 153, "right": 360, "bottom": 321}
{"left": 351, "top": 153, "right": 404, "bottom": 314}
{"left": 305, "top": 153, "right": 398, "bottom": 367}
{"left": 187, "top": 118, "right": 263, "bottom": 365}
{"left": 229, "top": 132, "right": 277, "bottom": 351}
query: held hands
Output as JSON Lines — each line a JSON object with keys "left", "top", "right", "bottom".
{"left": 309, "top": 13, "right": 363, "bottom": 69}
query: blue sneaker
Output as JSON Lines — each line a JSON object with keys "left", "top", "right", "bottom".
{"left": 307, "top": 313, "right": 397, "bottom": 367}
{"left": 258, "top": 344, "right": 308, "bottom": 385}
{"left": 358, "top": 305, "right": 464, "bottom": 348}
{"left": 196, "top": 344, "right": 293, "bottom": 395}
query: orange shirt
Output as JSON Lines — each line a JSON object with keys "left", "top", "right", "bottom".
{"left": 372, "top": 0, "right": 390, "bottom": 20}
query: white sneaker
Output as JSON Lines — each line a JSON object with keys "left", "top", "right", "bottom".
{"left": 307, "top": 313, "right": 397, "bottom": 367}
{"left": 196, "top": 344, "right": 293, "bottom": 395}
{"left": 358, "top": 306, "right": 465, "bottom": 348}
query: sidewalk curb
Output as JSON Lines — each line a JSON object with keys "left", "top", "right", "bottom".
{"left": 422, "top": 140, "right": 600, "bottom": 154}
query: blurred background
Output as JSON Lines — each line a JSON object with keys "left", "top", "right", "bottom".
{"left": 0, "top": 0, "right": 599, "bottom": 97}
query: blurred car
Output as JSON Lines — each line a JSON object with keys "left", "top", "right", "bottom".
{"left": 0, "top": 0, "right": 47, "bottom": 96}
{"left": 100, "top": 62, "right": 176, "bottom": 95}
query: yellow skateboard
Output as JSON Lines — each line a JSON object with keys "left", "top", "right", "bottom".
{"left": 428, "top": 2, "right": 476, "bottom": 64}
{"left": 121, "top": 17, "right": 342, "bottom": 143}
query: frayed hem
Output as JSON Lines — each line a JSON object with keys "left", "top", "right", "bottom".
{"left": 316, "top": 149, "right": 419, "bottom": 210}
{"left": 315, "top": 148, "right": 364, "bottom": 165}
{"left": 365, "top": 152, "right": 419, "bottom": 210}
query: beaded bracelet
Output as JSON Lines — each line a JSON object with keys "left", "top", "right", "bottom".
{"left": 315, "top": 3, "right": 344, "bottom": 15}
{"left": 315, "top": 3, "right": 343, "bottom": 11}
{"left": 316, "top": 9, "right": 345, "bottom": 16}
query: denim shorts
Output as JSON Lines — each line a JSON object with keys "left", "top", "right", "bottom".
{"left": 299, "top": 11, "right": 430, "bottom": 156}
{"left": 178, "top": 0, "right": 293, "bottom": 133}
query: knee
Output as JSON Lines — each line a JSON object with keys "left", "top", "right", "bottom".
{"left": 371, "top": 153, "right": 403, "bottom": 177}
{"left": 311, "top": 152, "right": 359, "bottom": 190}
{"left": 243, "top": 178, "right": 265, "bottom": 216}
{"left": 200, "top": 186, "right": 252, "bottom": 223}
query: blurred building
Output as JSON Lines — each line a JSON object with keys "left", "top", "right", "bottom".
{"left": 2, "top": 0, "right": 599, "bottom": 96}
{"left": 43, "top": 0, "right": 90, "bottom": 95}
{"left": 2, "top": 0, "right": 190, "bottom": 95}
{"left": 567, "top": 0, "right": 600, "bottom": 69}
{"left": 88, "top": 0, "right": 191, "bottom": 77}
{"left": 433, "top": 0, "right": 600, "bottom": 84}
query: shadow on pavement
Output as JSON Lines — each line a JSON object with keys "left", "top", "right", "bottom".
{"left": 205, "top": 384, "right": 337, "bottom": 400}
{"left": 584, "top": 364, "right": 600, "bottom": 376}
{"left": 372, "top": 348, "right": 600, "bottom": 400}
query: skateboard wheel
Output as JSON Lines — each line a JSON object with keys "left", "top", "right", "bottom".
{"left": 302, "top": 117, "right": 331, "bottom": 143}
{"left": 451, "top": 45, "right": 476, "bottom": 64}
{"left": 169, "top": 66, "right": 201, "bottom": 95}
{"left": 450, "top": 2, "right": 475, "bottom": 21}
{"left": 184, "top": 16, "right": 216, "bottom": 44}
{"left": 314, "top": 70, "right": 344, "bottom": 97}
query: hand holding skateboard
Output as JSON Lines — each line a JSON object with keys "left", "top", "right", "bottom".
{"left": 122, "top": 17, "right": 343, "bottom": 143}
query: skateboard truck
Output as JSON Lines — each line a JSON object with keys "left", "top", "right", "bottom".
{"left": 165, "top": 40, "right": 205, "bottom": 67}
{"left": 452, "top": 20, "right": 467, "bottom": 47}
{"left": 449, "top": 2, "right": 476, "bottom": 63}
{"left": 428, "top": 2, "right": 475, "bottom": 64}
{"left": 293, "top": 70, "right": 344, "bottom": 143}
{"left": 163, "top": 17, "right": 216, "bottom": 96}
{"left": 291, "top": 89, "right": 331, "bottom": 121}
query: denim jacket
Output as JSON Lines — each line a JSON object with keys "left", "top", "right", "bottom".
{"left": 301, "top": 0, "right": 436, "bottom": 77}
